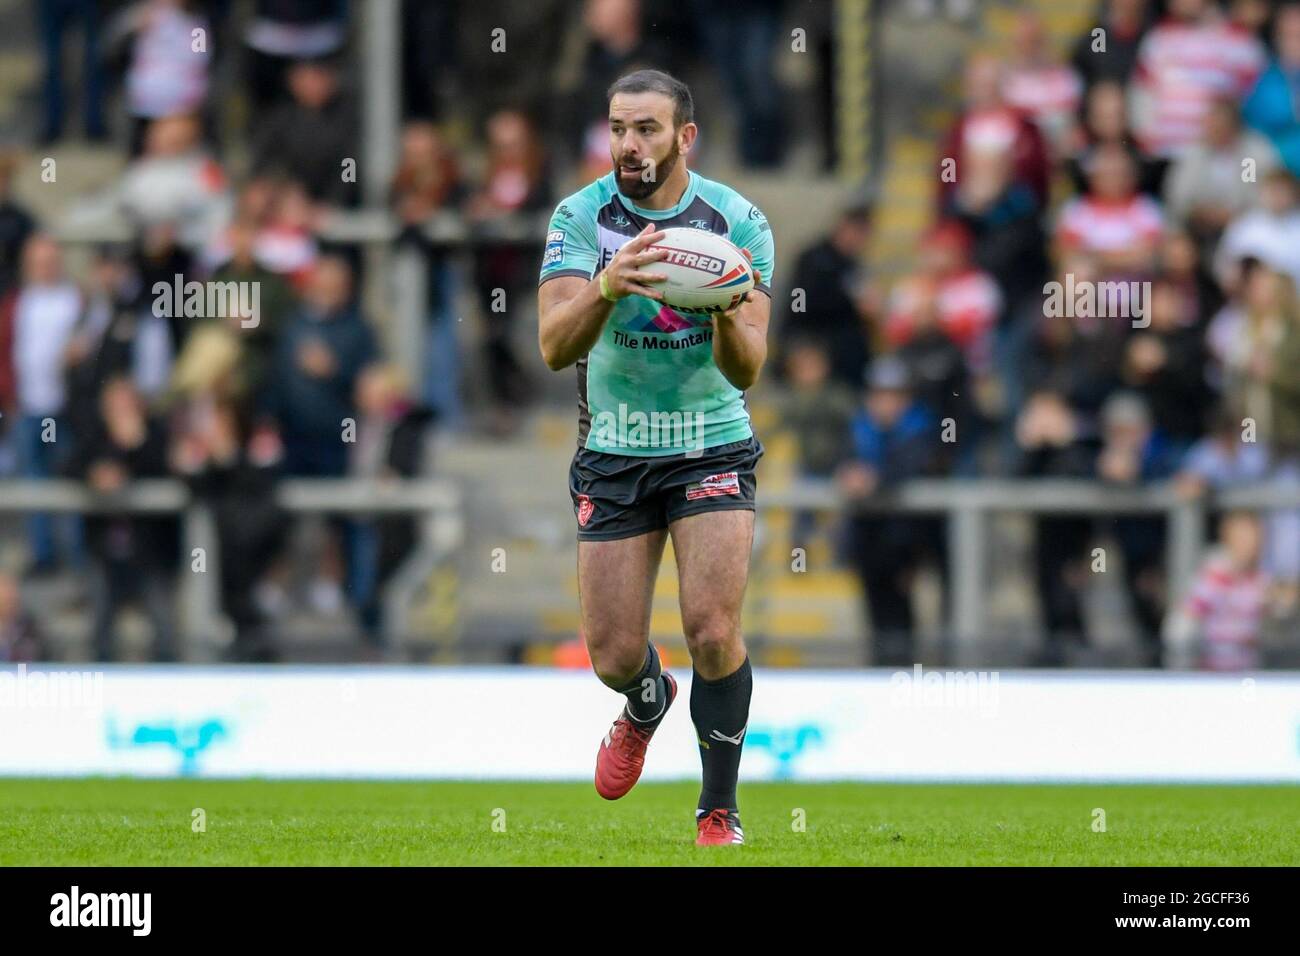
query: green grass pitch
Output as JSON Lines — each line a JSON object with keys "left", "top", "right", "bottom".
{"left": 0, "top": 779, "right": 1295, "bottom": 865}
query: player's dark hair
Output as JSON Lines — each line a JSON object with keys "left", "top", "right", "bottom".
{"left": 607, "top": 69, "right": 695, "bottom": 128}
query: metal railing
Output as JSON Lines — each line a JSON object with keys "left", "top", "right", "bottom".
{"left": 762, "top": 478, "right": 1300, "bottom": 661}
{"left": 0, "top": 478, "right": 463, "bottom": 657}
{"left": 6, "top": 476, "right": 1294, "bottom": 661}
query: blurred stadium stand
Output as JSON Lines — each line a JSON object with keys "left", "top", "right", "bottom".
{"left": 0, "top": 0, "right": 1298, "bottom": 671}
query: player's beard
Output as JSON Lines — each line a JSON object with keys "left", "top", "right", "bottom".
{"left": 615, "top": 140, "right": 681, "bottom": 202}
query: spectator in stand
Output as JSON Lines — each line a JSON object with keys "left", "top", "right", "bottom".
{"left": 1130, "top": 0, "right": 1265, "bottom": 160}
{"left": 939, "top": 53, "right": 1050, "bottom": 209}
{"left": 1214, "top": 171, "right": 1300, "bottom": 293}
{"left": 172, "top": 399, "right": 288, "bottom": 662}
{"left": 775, "top": 337, "right": 857, "bottom": 549}
{"left": 1030, "top": 254, "right": 1130, "bottom": 426}
{"left": 1158, "top": 225, "right": 1224, "bottom": 323}
{"left": 63, "top": 244, "right": 147, "bottom": 442}
{"left": 1164, "top": 510, "right": 1270, "bottom": 670}
{"left": 778, "top": 203, "right": 875, "bottom": 392}
{"left": 837, "top": 356, "right": 944, "bottom": 665}
{"left": 0, "top": 236, "right": 84, "bottom": 577}
{"left": 69, "top": 376, "right": 176, "bottom": 662}
{"left": 118, "top": 115, "right": 231, "bottom": 253}
{"left": 944, "top": 147, "right": 1048, "bottom": 323}
{"left": 1175, "top": 407, "right": 1271, "bottom": 501}
{"left": 1228, "top": 0, "right": 1274, "bottom": 43}
{"left": 1211, "top": 262, "right": 1300, "bottom": 455}
{"left": 208, "top": 220, "right": 295, "bottom": 400}
{"left": 400, "top": 0, "right": 454, "bottom": 121}
{"left": 452, "top": 0, "right": 569, "bottom": 129}
{"left": 0, "top": 570, "right": 45, "bottom": 662}
{"left": 1014, "top": 386, "right": 1098, "bottom": 660}
{"left": 199, "top": 177, "right": 277, "bottom": 273}
{"left": 1171, "top": 406, "right": 1300, "bottom": 607}
{"left": 129, "top": 222, "right": 189, "bottom": 368}
{"left": 1056, "top": 143, "right": 1164, "bottom": 276}
{"left": 566, "top": 0, "right": 669, "bottom": 182}
{"left": 267, "top": 253, "right": 376, "bottom": 616}
{"left": 1068, "top": 80, "right": 1168, "bottom": 198}
{"left": 1071, "top": 0, "right": 1152, "bottom": 90}
{"left": 885, "top": 220, "right": 1002, "bottom": 382}
{"left": 37, "top": 0, "right": 107, "bottom": 143}
{"left": 0, "top": 154, "right": 37, "bottom": 300}
{"left": 688, "top": 0, "right": 786, "bottom": 167}
{"left": 348, "top": 362, "right": 437, "bottom": 652}
{"left": 117, "top": 0, "right": 213, "bottom": 155}
{"left": 252, "top": 179, "right": 321, "bottom": 289}
{"left": 1096, "top": 392, "right": 1186, "bottom": 663}
{"left": 252, "top": 57, "right": 360, "bottom": 208}
{"left": 391, "top": 122, "right": 462, "bottom": 225}
{"left": 1243, "top": 3, "right": 1300, "bottom": 177}
{"left": 1163, "top": 97, "right": 1279, "bottom": 249}
{"left": 170, "top": 223, "right": 292, "bottom": 416}
{"left": 467, "top": 108, "right": 551, "bottom": 434}
{"left": 243, "top": 0, "right": 348, "bottom": 117}
{"left": 892, "top": 280, "right": 974, "bottom": 474}
{"left": 269, "top": 253, "right": 375, "bottom": 476}
{"left": 390, "top": 120, "right": 465, "bottom": 427}
{"left": 1121, "top": 280, "right": 1210, "bottom": 450}
{"left": 1001, "top": 10, "right": 1084, "bottom": 157}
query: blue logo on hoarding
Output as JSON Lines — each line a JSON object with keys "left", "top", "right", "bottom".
{"left": 106, "top": 716, "right": 231, "bottom": 776}
{"left": 745, "top": 724, "right": 825, "bottom": 779}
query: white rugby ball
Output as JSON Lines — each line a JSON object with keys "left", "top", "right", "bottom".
{"left": 648, "top": 227, "right": 756, "bottom": 314}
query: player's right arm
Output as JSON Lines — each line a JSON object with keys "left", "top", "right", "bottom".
{"left": 538, "top": 223, "right": 669, "bottom": 371}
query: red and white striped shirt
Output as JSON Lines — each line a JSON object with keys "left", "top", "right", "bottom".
{"left": 1185, "top": 553, "right": 1268, "bottom": 671}
{"left": 1003, "top": 65, "right": 1083, "bottom": 151}
{"left": 1132, "top": 18, "right": 1265, "bottom": 157}
{"left": 885, "top": 271, "right": 1002, "bottom": 374}
{"left": 1056, "top": 194, "right": 1165, "bottom": 256}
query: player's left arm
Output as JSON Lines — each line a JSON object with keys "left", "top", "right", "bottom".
{"left": 712, "top": 203, "right": 775, "bottom": 391}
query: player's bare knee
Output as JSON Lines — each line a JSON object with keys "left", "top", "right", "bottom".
{"left": 589, "top": 638, "right": 647, "bottom": 688}
{"left": 683, "top": 618, "right": 740, "bottom": 666}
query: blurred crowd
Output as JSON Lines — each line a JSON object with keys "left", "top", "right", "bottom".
{"left": 0, "top": 0, "right": 815, "bottom": 663}
{"left": 776, "top": 0, "right": 1300, "bottom": 669}
{"left": 1, "top": 0, "right": 1294, "bottom": 671}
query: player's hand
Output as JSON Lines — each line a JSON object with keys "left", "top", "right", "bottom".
{"left": 600, "top": 224, "right": 669, "bottom": 302}
{"left": 714, "top": 248, "right": 760, "bottom": 321}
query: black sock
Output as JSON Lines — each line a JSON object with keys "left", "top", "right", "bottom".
{"left": 690, "top": 656, "right": 752, "bottom": 812}
{"left": 615, "top": 643, "right": 670, "bottom": 726}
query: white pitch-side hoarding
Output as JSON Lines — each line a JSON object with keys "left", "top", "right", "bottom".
{"left": 0, "top": 665, "right": 1297, "bottom": 782}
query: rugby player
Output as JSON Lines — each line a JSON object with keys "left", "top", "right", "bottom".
{"left": 537, "top": 69, "right": 774, "bottom": 846}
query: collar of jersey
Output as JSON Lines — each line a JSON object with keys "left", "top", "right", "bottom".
{"left": 612, "top": 170, "right": 699, "bottom": 220}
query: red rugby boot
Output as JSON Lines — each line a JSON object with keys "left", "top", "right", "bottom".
{"left": 594, "top": 672, "right": 677, "bottom": 800}
{"left": 695, "top": 808, "right": 745, "bottom": 846}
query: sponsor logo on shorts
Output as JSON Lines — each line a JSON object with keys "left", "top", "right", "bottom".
{"left": 685, "top": 471, "right": 740, "bottom": 501}
{"left": 576, "top": 493, "right": 594, "bottom": 527}
{"left": 542, "top": 230, "right": 565, "bottom": 267}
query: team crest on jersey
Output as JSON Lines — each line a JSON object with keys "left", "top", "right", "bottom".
{"left": 685, "top": 472, "right": 740, "bottom": 501}
{"left": 543, "top": 230, "right": 565, "bottom": 267}
{"left": 576, "top": 493, "right": 594, "bottom": 526}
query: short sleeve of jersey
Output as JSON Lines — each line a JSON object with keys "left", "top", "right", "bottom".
{"left": 728, "top": 202, "right": 775, "bottom": 296}
{"left": 538, "top": 192, "right": 600, "bottom": 285}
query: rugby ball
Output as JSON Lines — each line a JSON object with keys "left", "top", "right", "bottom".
{"left": 648, "top": 227, "right": 756, "bottom": 314}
